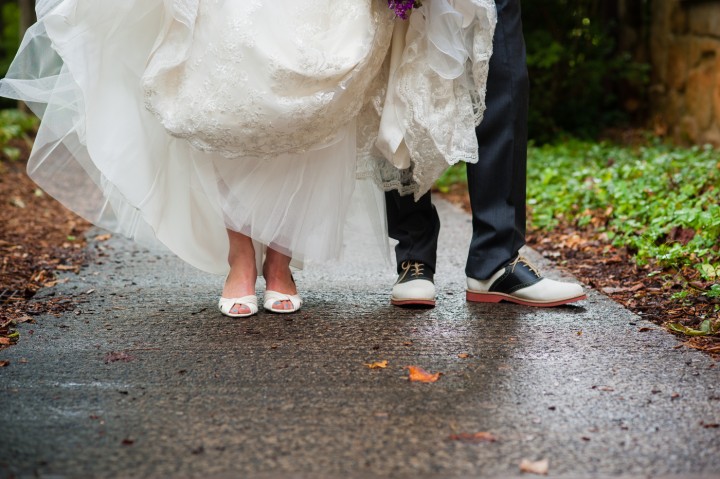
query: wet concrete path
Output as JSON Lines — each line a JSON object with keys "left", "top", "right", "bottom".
{"left": 1, "top": 200, "right": 719, "bottom": 479}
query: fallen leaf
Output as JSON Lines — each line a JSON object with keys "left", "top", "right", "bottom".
{"left": 406, "top": 365, "right": 441, "bottom": 383}
{"left": 56, "top": 265, "right": 77, "bottom": 271}
{"left": 601, "top": 286, "right": 627, "bottom": 294}
{"left": 519, "top": 458, "right": 549, "bottom": 475}
{"left": 0, "top": 360, "right": 9, "bottom": 367}
{"left": 457, "top": 353, "right": 472, "bottom": 359}
{"left": 638, "top": 327, "right": 652, "bottom": 332}
{"left": 104, "top": 351, "right": 135, "bottom": 364}
{"left": 10, "top": 197, "right": 26, "bottom": 208}
{"left": 366, "top": 360, "right": 388, "bottom": 369}
{"left": 94, "top": 233, "right": 112, "bottom": 242}
{"left": 0, "top": 338, "right": 12, "bottom": 345}
{"left": 447, "top": 431, "right": 497, "bottom": 443}
{"left": 121, "top": 438, "right": 134, "bottom": 446}
{"left": 667, "top": 320, "right": 720, "bottom": 337}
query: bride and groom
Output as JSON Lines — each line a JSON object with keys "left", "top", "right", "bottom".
{"left": 0, "top": 0, "right": 585, "bottom": 318}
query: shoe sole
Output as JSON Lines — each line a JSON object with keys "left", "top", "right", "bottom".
{"left": 263, "top": 307, "right": 300, "bottom": 314}
{"left": 391, "top": 298, "right": 436, "bottom": 308}
{"left": 220, "top": 311, "right": 257, "bottom": 318}
{"left": 466, "top": 290, "right": 587, "bottom": 307}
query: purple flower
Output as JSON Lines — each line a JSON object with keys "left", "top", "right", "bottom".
{"left": 388, "top": 0, "right": 422, "bottom": 19}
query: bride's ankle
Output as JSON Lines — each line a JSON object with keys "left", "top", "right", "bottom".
{"left": 223, "top": 266, "right": 257, "bottom": 298}
{"left": 262, "top": 264, "right": 295, "bottom": 294}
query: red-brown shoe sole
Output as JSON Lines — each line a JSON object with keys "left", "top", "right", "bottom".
{"left": 391, "top": 298, "right": 436, "bottom": 308}
{"left": 466, "top": 291, "right": 587, "bottom": 307}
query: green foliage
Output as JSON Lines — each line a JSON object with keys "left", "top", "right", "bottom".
{"left": 526, "top": 140, "right": 720, "bottom": 298}
{"left": 434, "top": 162, "right": 467, "bottom": 193}
{"left": 0, "top": 108, "right": 37, "bottom": 160}
{"left": 522, "top": 1, "right": 649, "bottom": 142}
{"left": 1, "top": 2, "right": 21, "bottom": 109}
{"left": 0, "top": 2, "right": 20, "bottom": 76}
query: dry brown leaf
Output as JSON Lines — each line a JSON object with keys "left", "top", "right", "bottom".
{"left": 447, "top": 431, "right": 497, "bottom": 443}
{"left": 94, "top": 233, "right": 112, "bottom": 242}
{"left": 56, "top": 265, "right": 77, "bottom": 271}
{"left": 104, "top": 351, "right": 135, "bottom": 364}
{"left": 0, "top": 338, "right": 12, "bottom": 346}
{"left": 406, "top": 365, "right": 441, "bottom": 383}
{"left": 365, "top": 360, "right": 388, "bottom": 369}
{"left": 457, "top": 353, "right": 472, "bottom": 359}
{"left": 0, "top": 360, "right": 9, "bottom": 367}
{"left": 519, "top": 458, "right": 549, "bottom": 475}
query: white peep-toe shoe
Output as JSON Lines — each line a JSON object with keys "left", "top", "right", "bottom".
{"left": 218, "top": 295, "right": 259, "bottom": 318}
{"left": 263, "top": 290, "right": 302, "bottom": 314}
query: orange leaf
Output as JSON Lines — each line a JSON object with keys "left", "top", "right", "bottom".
{"left": 457, "top": 353, "right": 472, "bottom": 359}
{"left": 448, "top": 432, "right": 497, "bottom": 443}
{"left": 406, "top": 365, "right": 441, "bottom": 383}
{"left": 366, "top": 360, "right": 388, "bottom": 369}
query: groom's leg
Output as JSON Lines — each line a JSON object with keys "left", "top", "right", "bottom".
{"left": 465, "top": 0, "right": 528, "bottom": 281}
{"left": 385, "top": 190, "right": 440, "bottom": 273}
{"left": 385, "top": 190, "right": 439, "bottom": 307}
{"left": 464, "top": 0, "right": 586, "bottom": 306}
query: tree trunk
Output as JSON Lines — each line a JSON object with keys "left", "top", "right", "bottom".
{"left": 19, "top": 0, "right": 35, "bottom": 33}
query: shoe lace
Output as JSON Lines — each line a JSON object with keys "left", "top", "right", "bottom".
{"left": 510, "top": 255, "right": 541, "bottom": 276}
{"left": 399, "top": 261, "right": 425, "bottom": 281}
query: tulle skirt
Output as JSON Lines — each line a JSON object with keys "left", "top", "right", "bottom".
{"left": 1, "top": 0, "right": 496, "bottom": 274}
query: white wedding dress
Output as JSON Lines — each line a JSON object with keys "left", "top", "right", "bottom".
{"left": 1, "top": 0, "right": 496, "bottom": 274}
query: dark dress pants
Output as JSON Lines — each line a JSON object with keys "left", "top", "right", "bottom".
{"left": 385, "top": 0, "right": 529, "bottom": 279}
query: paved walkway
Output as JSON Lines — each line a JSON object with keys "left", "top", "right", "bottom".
{"left": 1, "top": 200, "right": 719, "bottom": 479}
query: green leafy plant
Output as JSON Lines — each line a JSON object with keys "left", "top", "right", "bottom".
{"left": 524, "top": 139, "right": 720, "bottom": 300}
{"left": 0, "top": 109, "right": 38, "bottom": 160}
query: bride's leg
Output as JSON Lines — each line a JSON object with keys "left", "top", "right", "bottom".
{"left": 263, "top": 247, "right": 297, "bottom": 311}
{"left": 223, "top": 230, "right": 258, "bottom": 315}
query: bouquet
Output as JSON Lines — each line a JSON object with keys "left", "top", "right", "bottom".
{"left": 388, "top": 0, "right": 422, "bottom": 19}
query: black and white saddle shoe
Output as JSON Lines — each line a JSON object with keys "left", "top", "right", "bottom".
{"left": 466, "top": 256, "right": 586, "bottom": 307}
{"left": 391, "top": 260, "right": 436, "bottom": 307}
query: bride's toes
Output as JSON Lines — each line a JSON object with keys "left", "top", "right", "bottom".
{"left": 264, "top": 291, "right": 302, "bottom": 314}
{"left": 230, "top": 303, "right": 252, "bottom": 315}
{"left": 218, "top": 295, "right": 258, "bottom": 318}
{"left": 272, "top": 300, "right": 292, "bottom": 311}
